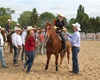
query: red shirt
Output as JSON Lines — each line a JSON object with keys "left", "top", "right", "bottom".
{"left": 39, "top": 33, "right": 44, "bottom": 42}
{"left": 25, "top": 35, "right": 36, "bottom": 52}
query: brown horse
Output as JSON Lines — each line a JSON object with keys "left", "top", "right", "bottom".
{"left": 45, "top": 22, "right": 71, "bottom": 72}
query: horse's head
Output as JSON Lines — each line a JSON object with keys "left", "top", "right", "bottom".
{"left": 45, "top": 22, "right": 55, "bottom": 38}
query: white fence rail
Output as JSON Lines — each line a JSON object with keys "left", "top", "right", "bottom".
{"left": 80, "top": 32, "right": 100, "bottom": 41}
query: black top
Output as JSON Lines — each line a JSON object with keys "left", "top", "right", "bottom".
{"left": 55, "top": 19, "right": 66, "bottom": 31}
{"left": 6, "top": 23, "right": 11, "bottom": 31}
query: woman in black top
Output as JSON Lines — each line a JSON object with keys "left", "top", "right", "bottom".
{"left": 54, "top": 13, "right": 66, "bottom": 50}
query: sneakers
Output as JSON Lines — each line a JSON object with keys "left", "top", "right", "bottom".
{"left": 2, "top": 66, "right": 9, "bottom": 68}
{"left": 14, "top": 63, "right": 18, "bottom": 66}
{"left": 69, "top": 70, "right": 79, "bottom": 75}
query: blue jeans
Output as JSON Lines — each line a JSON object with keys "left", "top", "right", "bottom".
{"left": 24, "top": 50, "right": 35, "bottom": 72}
{"left": 0, "top": 47, "right": 7, "bottom": 67}
{"left": 21, "top": 45, "right": 27, "bottom": 61}
{"left": 59, "top": 32, "right": 66, "bottom": 49}
{"left": 13, "top": 46, "right": 21, "bottom": 64}
{"left": 72, "top": 47, "right": 80, "bottom": 73}
{"left": 39, "top": 42, "right": 45, "bottom": 55}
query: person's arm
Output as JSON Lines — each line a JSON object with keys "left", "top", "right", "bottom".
{"left": 67, "top": 33, "right": 78, "bottom": 44}
{"left": 29, "top": 36, "right": 36, "bottom": 46}
{"left": 12, "top": 34, "right": 18, "bottom": 48}
{"left": 22, "top": 32, "right": 25, "bottom": 45}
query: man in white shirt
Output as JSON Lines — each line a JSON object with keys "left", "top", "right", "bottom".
{"left": 21, "top": 26, "right": 27, "bottom": 61}
{"left": 12, "top": 27, "right": 22, "bottom": 66}
{"left": 0, "top": 26, "right": 8, "bottom": 68}
{"left": 65, "top": 22, "right": 81, "bottom": 74}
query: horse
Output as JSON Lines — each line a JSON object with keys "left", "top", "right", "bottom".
{"left": 45, "top": 22, "right": 71, "bottom": 72}
{"left": 7, "top": 30, "right": 14, "bottom": 53}
{"left": 1, "top": 29, "right": 7, "bottom": 43}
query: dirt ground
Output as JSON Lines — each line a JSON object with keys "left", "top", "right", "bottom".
{"left": 0, "top": 41, "right": 100, "bottom": 80}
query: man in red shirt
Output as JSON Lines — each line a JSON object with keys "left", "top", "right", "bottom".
{"left": 38, "top": 30, "right": 45, "bottom": 55}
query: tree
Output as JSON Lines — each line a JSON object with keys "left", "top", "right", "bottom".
{"left": 18, "top": 11, "right": 31, "bottom": 27}
{"left": 68, "top": 18, "right": 75, "bottom": 32}
{"left": 30, "top": 8, "right": 39, "bottom": 27}
{"left": 0, "top": 7, "right": 15, "bottom": 28}
{"left": 39, "top": 12, "right": 55, "bottom": 27}
{"left": 76, "top": 5, "right": 89, "bottom": 33}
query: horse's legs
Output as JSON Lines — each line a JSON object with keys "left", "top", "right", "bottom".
{"left": 67, "top": 49, "right": 70, "bottom": 69}
{"left": 10, "top": 44, "right": 13, "bottom": 53}
{"left": 59, "top": 53, "right": 62, "bottom": 66}
{"left": 45, "top": 53, "right": 51, "bottom": 70}
{"left": 55, "top": 54, "right": 59, "bottom": 71}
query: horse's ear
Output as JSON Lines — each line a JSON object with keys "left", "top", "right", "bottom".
{"left": 46, "top": 22, "right": 49, "bottom": 25}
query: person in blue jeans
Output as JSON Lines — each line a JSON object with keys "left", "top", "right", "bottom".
{"left": 22, "top": 26, "right": 36, "bottom": 73}
{"left": 0, "top": 26, "right": 8, "bottom": 68}
{"left": 65, "top": 22, "right": 81, "bottom": 74}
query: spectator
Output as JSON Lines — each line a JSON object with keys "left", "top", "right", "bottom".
{"left": 65, "top": 22, "right": 81, "bottom": 74}
{"left": 38, "top": 30, "right": 45, "bottom": 55}
{"left": 22, "top": 26, "right": 36, "bottom": 74}
{"left": 0, "top": 26, "right": 8, "bottom": 68}
{"left": 21, "top": 26, "right": 27, "bottom": 61}
{"left": 12, "top": 27, "right": 22, "bottom": 66}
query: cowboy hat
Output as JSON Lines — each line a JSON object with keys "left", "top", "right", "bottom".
{"left": 16, "top": 23, "right": 20, "bottom": 26}
{"left": 14, "top": 27, "right": 21, "bottom": 31}
{"left": 8, "top": 19, "right": 11, "bottom": 22}
{"left": 27, "top": 26, "right": 35, "bottom": 31}
{"left": 53, "top": 26, "right": 58, "bottom": 29}
{"left": 57, "top": 13, "right": 64, "bottom": 17}
{"left": 1, "top": 28, "right": 5, "bottom": 31}
{"left": 72, "top": 22, "right": 81, "bottom": 31}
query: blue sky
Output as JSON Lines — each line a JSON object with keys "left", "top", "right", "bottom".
{"left": 0, "top": 0, "right": 100, "bottom": 22}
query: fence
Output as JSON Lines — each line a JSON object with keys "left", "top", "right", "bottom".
{"left": 80, "top": 32, "right": 100, "bottom": 41}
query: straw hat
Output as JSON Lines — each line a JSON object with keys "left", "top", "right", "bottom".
{"left": 72, "top": 22, "right": 81, "bottom": 31}
{"left": 16, "top": 23, "right": 20, "bottom": 26}
{"left": 8, "top": 19, "right": 11, "bottom": 22}
{"left": 53, "top": 26, "right": 58, "bottom": 29}
{"left": 14, "top": 27, "right": 21, "bottom": 31}
{"left": 27, "top": 26, "right": 35, "bottom": 31}
{"left": 1, "top": 28, "right": 5, "bottom": 31}
{"left": 57, "top": 13, "right": 64, "bottom": 17}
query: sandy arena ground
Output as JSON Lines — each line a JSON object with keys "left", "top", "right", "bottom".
{"left": 0, "top": 41, "right": 100, "bottom": 80}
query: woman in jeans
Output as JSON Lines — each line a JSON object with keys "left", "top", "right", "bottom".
{"left": 22, "top": 26, "right": 36, "bottom": 73}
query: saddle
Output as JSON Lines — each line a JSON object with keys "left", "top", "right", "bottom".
{"left": 57, "top": 34, "right": 62, "bottom": 41}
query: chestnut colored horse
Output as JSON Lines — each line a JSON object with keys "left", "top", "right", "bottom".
{"left": 45, "top": 22, "right": 71, "bottom": 72}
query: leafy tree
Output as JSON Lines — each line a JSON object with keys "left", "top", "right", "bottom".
{"left": 0, "top": 7, "right": 15, "bottom": 28}
{"left": 18, "top": 11, "right": 31, "bottom": 27}
{"left": 39, "top": 12, "right": 56, "bottom": 27}
{"left": 68, "top": 18, "right": 75, "bottom": 32}
{"left": 30, "top": 8, "right": 39, "bottom": 27}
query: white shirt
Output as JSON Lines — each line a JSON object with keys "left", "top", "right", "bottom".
{"left": 67, "top": 31, "right": 81, "bottom": 47}
{"left": 0, "top": 33, "right": 4, "bottom": 46}
{"left": 12, "top": 33, "right": 22, "bottom": 46}
{"left": 21, "top": 30, "right": 26, "bottom": 45}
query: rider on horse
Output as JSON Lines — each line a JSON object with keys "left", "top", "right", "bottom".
{"left": 6, "top": 19, "right": 11, "bottom": 36}
{"left": 54, "top": 13, "right": 67, "bottom": 50}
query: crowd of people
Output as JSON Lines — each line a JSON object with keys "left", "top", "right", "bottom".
{"left": 0, "top": 13, "right": 81, "bottom": 74}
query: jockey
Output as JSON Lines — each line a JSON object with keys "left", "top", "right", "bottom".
{"left": 54, "top": 13, "right": 67, "bottom": 50}
{"left": 6, "top": 19, "right": 11, "bottom": 36}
